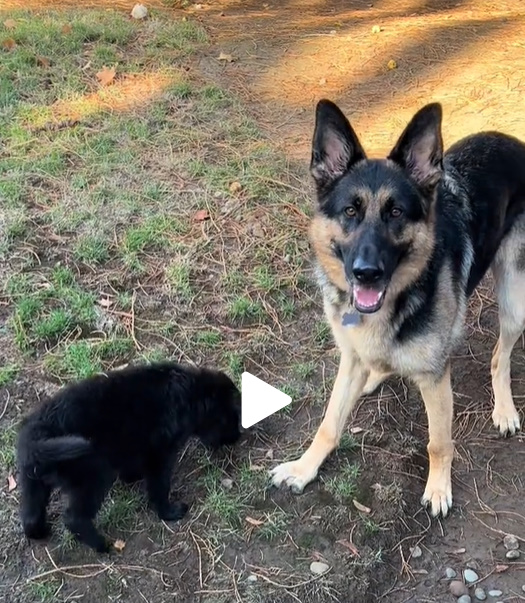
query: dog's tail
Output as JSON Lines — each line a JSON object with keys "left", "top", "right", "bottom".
{"left": 21, "top": 435, "right": 93, "bottom": 474}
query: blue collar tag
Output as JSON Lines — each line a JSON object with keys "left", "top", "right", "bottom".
{"left": 342, "top": 311, "right": 361, "bottom": 327}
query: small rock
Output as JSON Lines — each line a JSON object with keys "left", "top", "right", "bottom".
{"left": 505, "top": 549, "right": 520, "bottom": 560}
{"left": 310, "top": 561, "right": 329, "bottom": 575}
{"left": 221, "top": 478, "right": 233, "bottom": 490}
{"left": 474, "top": 587, "right": 486, "bottom": 601}
{"left": 457, "top": 596, "right": 472, "bottom": 603}
{"left": 247, "top": 574, "right": 257, "bottom": 583}
{"left": 503, "top": 534, "right": 519, "bottom": 551}
{"left": 488, "top": 591, "right": 502, "bottom": 597}
{"left": 371, "top": 25, "right": 382, "bottom": 33}
{"left": 450, "top": 581, "right": 468, "bottom": 597}
{"left": 446, "top": 567, "right": 457, "bottom": 579}
{"left": 522, "top": 585, "right": 525, "bottom": 593}
{"left": 464, "top": 569, "right": 479, "bottom": 583}
{"left": 410, "top": 545, "right": 422, "bottom": 559}
{"left": 131, "top": 3, "right": 148, "bottom": 19}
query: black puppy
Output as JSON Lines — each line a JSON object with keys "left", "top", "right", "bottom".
{"left": 17, "top": 361, "right": 241, "bottom": 552}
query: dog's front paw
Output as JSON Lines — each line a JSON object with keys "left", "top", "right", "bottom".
{"left": 492, "top": 406, "right": 521, "bottom": 436}
{"left": 157, "top": 502, "right": 189, "bottom": 522}
{"left": 269, "top": 461, "right": 317, "bottom": 494}
{"left": 421, "top": 479, "right": 452, "bottom": 518}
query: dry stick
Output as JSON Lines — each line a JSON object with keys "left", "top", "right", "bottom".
{"left": 27, "top": 562, "right": 172, "bottom": 583}
{"left": 472, "top": 514, "right": 525, "bottom": 543}
{"left": 251, "top": 569, "right": 332, "bottom": 591}
{"left": 0, "top": 391, "right": 10, "bottom": 421}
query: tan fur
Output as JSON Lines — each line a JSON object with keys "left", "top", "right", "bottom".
{"left": 309, "top": 215, "right": 350, "bottom": 293}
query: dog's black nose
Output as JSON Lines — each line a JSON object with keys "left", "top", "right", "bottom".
{"left": 352, "top": 257, "right": 384, "bottom": 283}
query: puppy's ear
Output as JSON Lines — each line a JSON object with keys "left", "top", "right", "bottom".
{"left": 388, "top": 103, "right": 443, "bottom": 192}
{"left": 310, "top": 99, "right": 366, "bottom": 191}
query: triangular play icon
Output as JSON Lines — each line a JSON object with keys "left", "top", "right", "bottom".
{"left": 241, "top": 371, "right": 292, "bottom": 429}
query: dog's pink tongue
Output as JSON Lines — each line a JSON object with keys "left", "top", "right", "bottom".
{"left": 354, "top": 286, "right": 382, "bottom": 308}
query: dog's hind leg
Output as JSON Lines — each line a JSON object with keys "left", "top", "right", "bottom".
{"left": 491, "top": 231, "right": 525, "bottom": 435}
{"left": 270, "top": 350, "right": 369, "bottom": 494}
{"left": 415, "top": 365, "right": 455, "bottom": 518}
{"left": 62, "top": 459, "right": 115, "bottom": 553}
{"left": 146, "top": 450, "right": 188, "bottom": 522}
{"left": 19, "top": 471, "right": 52, "bottom": 540}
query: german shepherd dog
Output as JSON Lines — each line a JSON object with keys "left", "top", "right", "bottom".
{"left": 17, "top": 362, "right": 241, "bottom": 552}
{"left": 271, "top": 100, "right": 525, "bottom": 517}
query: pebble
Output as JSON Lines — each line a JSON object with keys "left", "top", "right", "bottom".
{"left": 247, "top": 575, "right": 257, "bottom": 583}
{"left": 221, "top": 478, "right": 233, "bottom": 490}
{"left": 410, "top": 545, "right": 422, "bottom": 559}
{"left": 474, "top": 587, "right": 487, "bottom": 601}
{"left": 446, "top": 567, "right": 458, "bottom": 579}
{"left": 450, "top": 581, "right": 469, "bottom": 597}
{"left": 505, "top": 549, "right": 520, "bottom": 560}
{"left": 464, "top": 569, "right": 479, "bottom": 583}
{"left": 503, "top": 534, "right": 519, "bottom": 550}
{"left": 488, "top": 591, "right": 502, "bottom": 597}
{"left": 130, "top": 3, "right": 148, "bottom": 18}
{"left": 457, "top": 596, "right": 472, "bottom": 603}
{"left": 310, "top": 562, "right": 329, "bottom": 576}
{"left": 522, "top": 585, "right": 525, "bottom": 593}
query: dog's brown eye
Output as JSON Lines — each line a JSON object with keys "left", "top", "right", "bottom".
{"left": 391, "top": 207, "right": 403, "bottom": 218}
{"left": 345, "top": 206, "right": 357, "bottom": 218}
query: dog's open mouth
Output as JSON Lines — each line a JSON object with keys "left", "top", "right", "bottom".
{"left": 353, "top": 285, "right": 386, "bottom": 314}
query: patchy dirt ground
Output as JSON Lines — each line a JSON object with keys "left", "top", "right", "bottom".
{"left": 1, "top": 1, "right": 525, "bottom": 603}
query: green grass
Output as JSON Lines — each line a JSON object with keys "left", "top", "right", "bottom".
{"left": 322, "top": 461, "right": 361, "bottom": 503}
{"left": 0, "top": 425, "right": 18, "bottom": 472}
{"left": 227, "top": 297, "right": 265, "bottom": 322}
{"left": 0, "top": 364, "right": 19, "bottom": 387}
{"left": 166, "top": 263, "right": 192, "bottom": 299}
{"left": 99, "top": 483, "right": 145, "bottom": 532}
{"left": 25, "top": 580, "right": 60, "bottom": 603}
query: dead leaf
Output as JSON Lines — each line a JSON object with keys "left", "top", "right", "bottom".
{"left": 98, "top": 297, "right": 114, "bottom": 308}
{"left": 218, "top": 52, "right": 235, "bottom": 63}
{"left": 3, "top": 19, "right": 17, "bottom": 29}
{"left": 96, "top": 66, "right": 116, "bottom": 86}
{"left": 7, "top": 474, "right": 17, "bottom": 491}
{"left": 352, "top": 499, "right": 371, "bottom": 514}
{"left": 36, "top": 55, "right": 51, "bottom": 68}
{"left": 61, "top": 24, "right": 72, "bottom": 34}
{"left": 113, "top": 539, "right": 126, "bottom": 552}
{"left": 194, "top": 209, "right": 209, "bottom": 222}
{"left": 245, "top": 516, "right": 264, "bottom": 527}
{"left": 265, "top": 449, "right": 274, "bottom": 460}
{"left": 336, "top": 539, "right": 360, "bottom": 557}
{"left": 412, "top": 569, "right": 428, "bottom": 575}
{"left": 2, "top": 38, "right": 16, "bottom": 50}
{"left": 229, "top": 181, "right": 242, "bottom": 194}
{"left": 495, "top": 564, "right": 509, "bottom": 573}
{"left": 249, "top": 464, "right": 265, "bottom": 472}
{"left": 387, "top": 59, "right": 398, "bottom": 70}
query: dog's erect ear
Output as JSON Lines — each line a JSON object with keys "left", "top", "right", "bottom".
{"left": 388, "top": 103, "right": 443, "bottom": 191}
{"left": 310, "top": 99, "right": 366, "bottom": 190}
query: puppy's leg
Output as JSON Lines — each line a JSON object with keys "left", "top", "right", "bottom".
{"left": 415, "top": 365, "right": 454, "bottom": 518}
{"left": 271, "top": 351, "right": 368, "bottom": 493}
{"left": 146, "top": 451, "right": 188, "bottom": 522}
{"left": 62, "top": 459, "right": 114, "bottom": 553}
{"left": 19, "top": 471, "right": 51, "bottom": 540}
{"left": 491, "top": 251, "right": 525, "bottom": 435}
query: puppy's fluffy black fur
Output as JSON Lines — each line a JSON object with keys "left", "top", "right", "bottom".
{"left": 17, "top": 362, "right": 241, "bottom": 552}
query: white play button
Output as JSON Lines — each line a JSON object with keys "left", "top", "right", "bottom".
{"left": 241, "top": 371, "right": 292, "bottom": 429}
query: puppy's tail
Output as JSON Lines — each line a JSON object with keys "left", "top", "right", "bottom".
{"left": 28, "top": 436, "right": 93, "bottom": 470}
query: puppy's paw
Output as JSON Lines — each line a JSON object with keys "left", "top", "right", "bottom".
{"left": 24, "top": 522, "right": 51, "bottom": 541}
{"left": 492, "top": 406, "right": 521, "bottom": 436}
{"left": 269, "top": 461, "right": 317, "bottom": 494}
{"left": 157, "top": 502, "right": 189, "bottom": 522}
{"left": 421, "top": 479, "right": 453, "bottom": 518}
